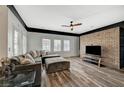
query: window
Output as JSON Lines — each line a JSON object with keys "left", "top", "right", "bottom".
{"left": 13, "top": 30, "right": 19, "bottom": 56}
{"left": 22, "top": 35, "right": 27, "bottom": 54}
{"left": 54, "top": 40, "right": 61, "bottom": 52}
{"left": 64, "top": 40, "right": 70, "bottom": 51}
{"left": 42, "top": 39, "right": 51, "bottom": 51}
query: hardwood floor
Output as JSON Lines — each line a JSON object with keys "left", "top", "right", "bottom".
{"left": 41, "top": 57, "right": 124, "bottom": 87}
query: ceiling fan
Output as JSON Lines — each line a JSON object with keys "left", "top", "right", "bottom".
{"left": 61, "top": 21, "right": 82, "bottom": 31}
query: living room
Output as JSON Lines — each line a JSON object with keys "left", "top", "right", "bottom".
{"left": 1, "top": 4, "right": 124, "bottom": 88}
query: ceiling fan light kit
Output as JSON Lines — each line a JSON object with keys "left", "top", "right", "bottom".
{"left": 71, "top": 27, "right": 73, "bottom": 31}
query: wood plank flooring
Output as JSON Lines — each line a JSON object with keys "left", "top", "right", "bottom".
{"left": 41, "top": 57, "right": 124, "bottom": 87}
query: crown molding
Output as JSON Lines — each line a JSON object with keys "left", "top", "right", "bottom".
{"left": 80, "top": 21, "right": 124, "bottom": 36}
{"left": 27, "top": 27, "right": 80, "bottom": 36}
{"left": 7, "top": 5, "right": 28, "bottom": 29}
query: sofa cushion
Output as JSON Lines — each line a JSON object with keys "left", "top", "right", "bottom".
{"left": 20, "top": 58, "right": 33, "bottom": 65}
{"left": 25, "top": 54, "right": 35, "bottom": 64}
{"left": 36, "top": 50, "right": 41, "bottom": 57}
{"left": 29, "top": 51, "right": 38, "bottom": 58}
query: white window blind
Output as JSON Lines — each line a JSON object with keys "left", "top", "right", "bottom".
{"left": 22, "top": 35, "right": 27, "bottom": 54}
{"left": 64, "top": 40, "right": 70, "bottom": 51}
{"left": 42, "top": 39, "right": 51, "bottom": 51}
{"left": 54, "top": 40, "right": 61, "bottom": 52}
{"left": 13, "top": 30, "right": 19, "bottom": 56}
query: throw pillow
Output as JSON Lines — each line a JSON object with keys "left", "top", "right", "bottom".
{"left": 10, "top": 56, "right": 21, "bottom": 65}
{"left": 20, "top": 58, "right": 33, "bottom": 64}
{"left": 25, "top": 54, "right": 35, "bottom": 64}
{"left": 29, "top": 51, "right": 38, "bottom": 58}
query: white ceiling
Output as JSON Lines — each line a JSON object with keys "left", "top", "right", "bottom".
{"left": 15, "top": 5, "right": 124, "bottom": 34}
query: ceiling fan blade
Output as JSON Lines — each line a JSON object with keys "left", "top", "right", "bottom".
{"left": 61, "top": 25, "right": 70, "bottom": 27}
{"left": 73, "top": 23, "right": 82, "bottom": 26}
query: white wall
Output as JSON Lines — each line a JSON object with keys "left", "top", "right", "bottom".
{"left": 8, "top": 8, "right": 27, "bottom": 57}
{"left": 0, "top": 6, "right": 27, "bottom": 58}
{"left": 27, "top": 32, "right": 79, "bottom": 57}
{"left": 0, "top": 6, "right": 8, "bottom": 59}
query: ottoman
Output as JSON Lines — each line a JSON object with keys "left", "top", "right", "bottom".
{"left": 42, "top": 54, "right": 60, "bottom": 64}
{"left": 45, "top": 57, "right": 70, "bottom": 74}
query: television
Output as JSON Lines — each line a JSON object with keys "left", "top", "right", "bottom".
{"left": 86, "top": 46, "right": 101, "bottom": 56}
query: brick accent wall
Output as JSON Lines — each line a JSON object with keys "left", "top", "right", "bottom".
{"left": 80, "top": 27, "right": 120, "bottom": 69}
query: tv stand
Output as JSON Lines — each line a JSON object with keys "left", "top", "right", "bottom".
{"left": 82, "top": 54, "right": 102, "bottom": 67}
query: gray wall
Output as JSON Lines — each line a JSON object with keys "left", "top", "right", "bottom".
{"left": 27, "top": 32, "right": 80, "bottom": 57}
